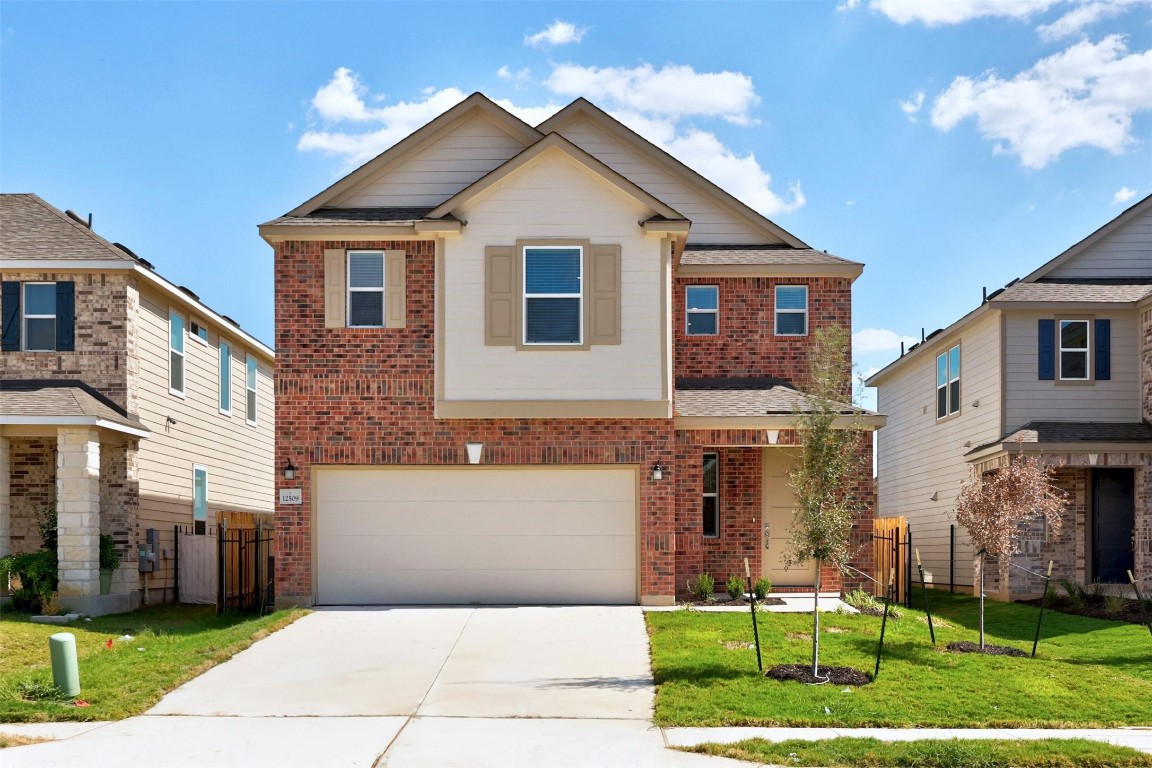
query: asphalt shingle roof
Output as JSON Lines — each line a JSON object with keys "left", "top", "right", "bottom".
{"left": 992, "top": 281, "right": 1152, "bottom": 303}
{"left": 674, "top": 378, "right": 867, "bottom": 418}
{"left": 0, "top": 380, "right": 147, "bottom": 432}
{"left": 262, "top": 207, "right": 451, "bottom": 226}
{"left": 0, "top": 194, "right": 133, "bottom": 262}
{"left": 680, "top": 244, "right": 860, "bottom": 267}
{"left": 968, "top": 421, "right": 1152, "bottom": 455}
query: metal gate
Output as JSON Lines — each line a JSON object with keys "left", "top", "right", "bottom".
{"left": 873, "top": 516, "right": 912, "bottom": 607}
{"left": 218, "top": 521, "right": 274, "bottom": 615}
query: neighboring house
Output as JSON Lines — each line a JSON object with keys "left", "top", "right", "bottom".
{"left": 263, "top": 94, "right": 883, "bottom": 608}
{"left": 1, "top": 194, "right": 275, "bottom": 615}
{"left": 867, "top": 195, "right": 1152, "bottom": 598}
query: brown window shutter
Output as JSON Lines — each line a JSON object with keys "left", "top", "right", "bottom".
{"left": 485, "top": 245, "right": 517, "bottom": 346}
{"left": 588, "top": 244, "right": 621, "bottom": 345}
{"left": 323, "top": 249, "right": 346, "bottom": 328}
{"left": 385, "top": 250, "right": 406, "bottom": 328}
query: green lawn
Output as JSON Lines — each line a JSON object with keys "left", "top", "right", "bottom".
{"left": 0, "top": 605, "right": 306, "bottom": 722}
{"left": 684, "top": 737, "right": 1152, "bottom": 768}
{"left": 647, "top": 592, "right": 1152, "bottom": 727}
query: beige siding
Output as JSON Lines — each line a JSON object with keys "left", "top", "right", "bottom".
{"left": 333, "top": 115, "right": 532, "bottom": 208}
{"left": 875, "top": 311, "right": 1003, "bottom": 588}
{"left": 443, "top": 150, "right": 666, "bottom": 403}
{"left": 557, "top": 115, "right": 774, "bottom": 244}
{"left": 134, "top": 287, "right": 275, "bottom": 523}
{"left": 1003, "top": 309, "right": 1142, "bottom": 430}
{"left": 1047, "top": 208, "right": 1152, "bottom": 279}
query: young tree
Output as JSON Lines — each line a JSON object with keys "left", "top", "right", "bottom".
{"left": 955, "top": 453, "right": 1068, "bottom": 648}
{"left": 786, "top": 324, "right": 869, "bottom": 677}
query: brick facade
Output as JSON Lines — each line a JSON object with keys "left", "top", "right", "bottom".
{"left": 275, "top": 236, "right": 872, "bottom": 604}
{"left": 8, "top": 437, "right": 55, "bottom": 554}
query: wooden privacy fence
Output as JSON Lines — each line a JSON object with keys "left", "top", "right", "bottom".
{"left": 873, "top": 516, "right": 911, "bottom": 606}
{"left": 176, "top": 511, "right": 274, "bottom": 614}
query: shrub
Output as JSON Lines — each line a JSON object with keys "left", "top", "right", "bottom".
{"left": 1104, "top": 593, "right": 1128, "bottom": 615}
{"left": 99, "top": 534, "right": 121, "bottom": 571}
{"left": 725, "top": 575, "right": 744, "bottom": 600}
{"left": 0, "top": 549, "right": 59, "bottom": 613}
{"left": 688, "top": 573, "right": 715, "bottom": 601}
{"left": 843, "top": 588, "right": 903, "bottom": 619}
{"left": 1085, "top": 581, "right": 1107, "bottom": 607}
{"left": 753, "top": 577, "right": 772, "bottom": 600}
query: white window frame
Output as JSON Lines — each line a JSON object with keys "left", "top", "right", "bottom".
{"left": 346, "top": 250, "right": 386, "bottom": 328}
{"left": 218, "top": 340, "right": 232, "bottom": 416}
{"left": 189, "top": 318, "right": 209, "bottom": 345}
{"left": 1058, "top": 319, "right": 1090, "bottom": 381}
{"left": 703, "top": 451, "right": 720, "bottom": 539}
{"left": 936, "top": 344, "right": 961, "bottom": 420}
{"left": 169, "top": 310, "right": 186, "bottom": 398}
{"left": 774, "top": 285, "right": 808, "bottom": 336}
{"left": 245, "top": 354, "right": 258, "bottom": 426}
{"left": 22, "top": 282, "right": 57, "bottom": 352}
{"left": 522, "top": 245, "right": 583, "bottom": 346}
{"left": 193, "top": 465, "right": 208, "bottom": 535}
{"left": 685, "top": 285, "right": 719, "bottom": 337}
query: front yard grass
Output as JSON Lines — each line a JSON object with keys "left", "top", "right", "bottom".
{"left": 684, "top": 737, "right": 1152, "bottom": 767}
{"left": 648, "top": 592, "right": 1152, "bottom": 727}
{"left": 0, "top": 604, "right": 306, "bottom": 722}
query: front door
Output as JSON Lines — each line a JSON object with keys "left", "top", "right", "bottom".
{"left": 1091, "top": 468, "right": 1135, "bottom": 583}
{"left": 761, "top": 448, "right": 816, "bottom": 586}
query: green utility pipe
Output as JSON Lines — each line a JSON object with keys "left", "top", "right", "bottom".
{"left": 49, "top": 632, "right": 80, "bottom": 698}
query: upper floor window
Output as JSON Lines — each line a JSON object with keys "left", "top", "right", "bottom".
{"left": 169, "top": 311, "right": 185, "bottom": 396}
{"left": 347, "top": 251, "right": 385, "bottom": 327}
{"left": 245, "top": 355, "right": 258, "bottom": 425}
{"left": 523, "top": 246, "right": 582, "bottom": 345}
{"left": 775, "top": 285, "right": 808, "bottom": 336}
{"left": 1059, "top": 320, "right": 1089, "bottom": 381}
{"left": 2, "top": 281, "right": 74, "bottom": 352}
{"left": 936, "top": 344, "right": 960, "bottom": 419}
{"left": 703, "top": 452, "right": 719, "bottom": 538}
{"left": 685, "top": 286, "right": 718, "bottom": 336}
{"left": 218, "top": 341, "right": 232, "bottom": 415}
{"left": 189, "top": 319, "right": 209, "bottom": 344}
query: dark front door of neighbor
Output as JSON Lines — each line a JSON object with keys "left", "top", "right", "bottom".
{"left": 1091, "top": 468, "right": 1135, "bottom": 583}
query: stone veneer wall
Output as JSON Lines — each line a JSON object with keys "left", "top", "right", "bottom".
{"left": 0, "top": 271, "right": 133, "bottom": 412}
{"left": 8, "top": 438, "right": 55, "bottom": 554}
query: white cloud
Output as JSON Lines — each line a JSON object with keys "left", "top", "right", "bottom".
{"left": 1113, "top": 185, "right": 1142, "bottom": 203}
{"left": 868, "top": 0, "right": 1059, "bottom": 25}
{"left": 900, "top": 89, "right": 925, "bottom": 120}
{"left": 1037, "top": 0, "right": 1146, "bottom": 42}
{"left": 525, "top": 20, "right": 587, "bottom": 48}
{"left": 853, "top": 328, "right": 918, "bottom": 355}
{"left": 929, "top": 36, "right": 1152, "bottom": 169}
{"left": 497, "top": 65, "right": 532, "bottom": 83}
{"left": 297, "top": 62, "right": 803, "bottom": 215}
{"left": 837, "top": 0, "right": 862, "bottom": 11}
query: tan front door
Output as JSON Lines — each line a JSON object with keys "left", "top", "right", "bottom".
{"left": 761, "top": 448, "right": 817, "bottom": 586}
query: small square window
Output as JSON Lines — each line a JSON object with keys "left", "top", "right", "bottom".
{"left": 189, "top": 320, "right": 208, "bottom": 344}
{"left": 686, "top": 286, "right": 718, "bottom": 336}
{"left": 775, "top": 285, "right": 808, "bottom": 336}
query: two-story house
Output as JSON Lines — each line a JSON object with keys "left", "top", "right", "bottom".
{"left": 867, "top": 195, "right": 1151, "bottom": 598}
{"left": 264, "top": 94, "right": 882, "bottom": 608}
{"left": 1, "top": 193, "right": 275, "bottom": 615}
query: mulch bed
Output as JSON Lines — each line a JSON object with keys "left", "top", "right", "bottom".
{"left": 1017, "top": 596, "right": 1152, "bottom": 627}
{"left": 766, "top": 664, "right": 872, "bottom": 686}
{"left": 946, "top": 640, "right": 1028, "bottom": 657}
{"left": 686, "top": 596, "right": 787, "bottom": 607}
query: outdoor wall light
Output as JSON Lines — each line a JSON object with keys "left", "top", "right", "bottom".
{"left": 283, "top": 458, "right": 296, "bottom": 480}
{"left": 651, "top": 461, "right": 665, "bottom": 481}
{"left": 766, "top": 429, "right": 780, "bottom": 445}
{"left": 466, "top": 442, "right": 484, "bottom": 465}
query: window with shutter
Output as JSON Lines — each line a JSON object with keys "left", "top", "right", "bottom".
{"left": 523, "top": 246, "right": 582, "bottom": 345}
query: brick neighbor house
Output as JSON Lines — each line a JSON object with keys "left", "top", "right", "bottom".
{"left": 264, "top": 94, "right": 883, "bottom": 607}
{"left": 867, "top": 194, "right": 1151, "bottom": 599}
{"left": 1, "top": 194, "right": 275, "bottom": 615}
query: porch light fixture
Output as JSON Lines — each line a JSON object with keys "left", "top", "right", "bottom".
{"left": 651, "top": 461, "right": 665, "bottom": 481}
{"left": 466, "top": 442, "right": 484, "bottom": 465}
{"left": 283, "top": 459, "right": 296, "bottom": 481}
{"left": 766, "top": 429, "right": 780, "bottom": 445}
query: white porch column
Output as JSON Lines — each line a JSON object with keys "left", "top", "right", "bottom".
{"left": 0, "top": 436, "right": 10, "bottom": 558}
{"left": 56, "top": 427, "right": 101, "bottom": 598}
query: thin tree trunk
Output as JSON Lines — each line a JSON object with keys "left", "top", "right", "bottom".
{"left": 812, "top": 559, "right": 822, "bottom": 677}
{"left": 978, "top": 553, "right": 986, "bottom": 650}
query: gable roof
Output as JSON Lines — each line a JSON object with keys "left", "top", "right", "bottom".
{"left": 1, "top": 194, "right": 135, "bottom": 263}
{"left": 1021, "top": 193, "right": 1152, "bottom": 282}
{"left": 537, "top": 98, "right": 808, "bottom": 248}
{"left": 286, "top": 93, "right": 542, "bottom": 217}
{"left": 426, "top": 132, "right": 685, "bottom": 221}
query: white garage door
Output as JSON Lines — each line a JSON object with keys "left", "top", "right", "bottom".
{"left": 314, "top": 466, "right": 638, "bottom": 605}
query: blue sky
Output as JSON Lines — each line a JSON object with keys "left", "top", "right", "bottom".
{"left": 2, "top": 1, "right": 1150, "bottom": 408}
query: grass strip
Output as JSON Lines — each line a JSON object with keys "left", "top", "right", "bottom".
{"left": 684, "top": 737, "right": 1152, "bottom": 767}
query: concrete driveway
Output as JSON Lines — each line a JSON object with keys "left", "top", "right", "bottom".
{"left": 4, "top": 606, "right": 744, "bottom": 767}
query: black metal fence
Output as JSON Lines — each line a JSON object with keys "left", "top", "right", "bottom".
{"left": 218, "top": 522, "right": 274, "bottom": 615}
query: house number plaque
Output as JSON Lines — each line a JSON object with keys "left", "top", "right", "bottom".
{"left": 279, "top": 488, "right": 303, "bottom": 505}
